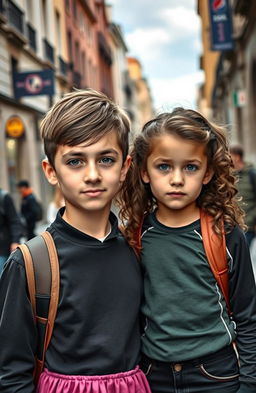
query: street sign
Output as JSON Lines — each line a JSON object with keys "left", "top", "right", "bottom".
{"left": 13, "top": 69, "right": 55, "bottom": 98}
{"left": 208, "top": 0, "right": 234, "bottom": 51}
{"left": 5, "top": 116, "right": 25, "bottom": 138}
{"left": 232, "top": 90, "right": 246, "bottom": 107}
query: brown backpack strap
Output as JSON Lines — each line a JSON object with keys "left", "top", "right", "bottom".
{"left": 19, "top": 243, "right": 37, "bottom": 321}
{"left": 200, "top": 209, "right": 231, "bottom": 315}
{"left": 18, "top": 231, "right": 59, "bottom": 384}
{"left": 40, "top": 231, "right": 60, "bottom": 350}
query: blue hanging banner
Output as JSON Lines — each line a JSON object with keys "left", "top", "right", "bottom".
{"left": 13, "top": 69, "right": 55, "bottom": 98}
{"left": 208, "top": 0, "right": 234, "bottom": 51}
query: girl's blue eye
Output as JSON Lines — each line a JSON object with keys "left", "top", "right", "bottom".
{"left": 186, "top": 164, "right": 198, "bottom": 171}
{"left": 158, "top": 163, "right": 170, "bottom": 171}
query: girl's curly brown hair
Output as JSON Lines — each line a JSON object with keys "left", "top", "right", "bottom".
{"left": 117, "top": 108, "right": 245, "bottom": 251}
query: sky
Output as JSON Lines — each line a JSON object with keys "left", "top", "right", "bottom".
{"left": 110, "top": 0, "right": 204, "bottom": 113}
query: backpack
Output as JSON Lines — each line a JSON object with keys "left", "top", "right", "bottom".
{"left": 0, "top": 189, "right": 8, "bottom": 217}
{"left": 249, "top": 167, "right": 256, "bottom": 197}
{"left": 34, "top": 199, "right": 43, "bottom": 221}
{"left": 136, "top": 209, "right": 231, "bottom": 315}
{"left": 17, "top": 209, "right": 230, "bottom": 384}
{"left": 18, "top": 232, "right": 59, "bottom": 384}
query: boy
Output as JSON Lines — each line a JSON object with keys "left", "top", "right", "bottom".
{"left": 0, "top": 89, "right": 151, "bottom": 393}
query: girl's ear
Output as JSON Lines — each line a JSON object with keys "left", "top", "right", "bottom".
{"left": 42, "top": 159, "right": 58, "bottom": 186}
{"left": 141, "top": 168, "right": 150, "bottom": 183}
{"left": 202, "top": 167, "right": 214, "bottom": 185}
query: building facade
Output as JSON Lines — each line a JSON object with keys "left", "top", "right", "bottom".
{"left": 0, "top": 0, "right": 68, "bottom": 207}
{"left": 198, "top": 0, "right": 256, "bottom": 161}
{"left": 0, "top": 0, "right": 114, "bottom": 213}
{"left": 127, "top": 57, "right": 154, "bottom": 136}
{"left": 0, "top": 0, "right": 154, "bottom": 216}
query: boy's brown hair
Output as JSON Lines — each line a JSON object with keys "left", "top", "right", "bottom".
{"left": 41, "top": 89, "right": 131, "bottom": 168}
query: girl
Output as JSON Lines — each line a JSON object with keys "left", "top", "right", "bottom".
{"left": 118, "top": 108, "right": 256, "bottom": 393}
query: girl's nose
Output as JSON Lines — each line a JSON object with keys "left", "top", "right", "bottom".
{"left": 170, "top": 168, "right": 184, "bottom": 185}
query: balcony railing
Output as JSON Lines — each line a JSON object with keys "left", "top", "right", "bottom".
{"left": 73, "top": 71, "right": 81, "bottom": 88}
{"left": 234, "top": 0, "right": 251, "bottom": 16}
{"left": 80, "top": 0, "right": 96, "bottom": 23}
{"left": 98, "top": 32, "right": 112, "bottom": 66}
{"left": 43, "top": 38, "right": 54, "bottom": 64}
{"left": 58, "top": 56, "right": 68, "bottom": 76}
{"left": 7, "top": 0, "right": 24, "bottom": 35}
{"left": 27, "top": 22, "right": 36, "bottom": 52}
{"left": 0, "top": 0, "right": 5, "bottom": 14}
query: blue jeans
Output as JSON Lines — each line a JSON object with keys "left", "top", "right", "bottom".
{"left": 140, "top": 345, "right": 239, "bottom": 393}
{"left": 0, "top": 255, "right": 8, "bottom": 274}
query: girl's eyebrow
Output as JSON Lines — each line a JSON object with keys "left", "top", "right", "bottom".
{"left": 153, "top": 157, "right": 202, "bottom": 164}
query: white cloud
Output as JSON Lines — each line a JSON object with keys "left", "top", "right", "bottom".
{"left": 151, "top": 71, "right": 204, "bottom": 112}
{"left": 109, "top": 0, "right": 202, "bottom": 111}
{"left": 126, "top": 27, "right": 171, "bottom": 62}
{"left": 159, "top": 6, "right": 200, "bottom": 38}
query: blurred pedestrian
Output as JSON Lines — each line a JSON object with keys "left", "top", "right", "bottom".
{"left": 16, "top": 180, "right": 39, "bottom": 240}
{"left": 0, "top": 188, "right": 22, "bottom": 273}
{"left": 230, "top": 144, "right": 256, "bottom": 246}
{"left": 47, "top": 186, "right": 64, "bottom": 224}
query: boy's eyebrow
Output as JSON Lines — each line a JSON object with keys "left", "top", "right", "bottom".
{"left": 98, "top": 149, "right": 120, "bottom": 156}
{"left": 62, "top": 148, "right": 120, "bottom": 158}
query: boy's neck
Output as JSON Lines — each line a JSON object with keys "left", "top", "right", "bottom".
{"left": 62, "top": 207, "right": 112, "bottom": 239}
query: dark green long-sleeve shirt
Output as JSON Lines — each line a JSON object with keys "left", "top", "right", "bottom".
{"left": 140, "top": 212, "right": 256, "bottom": 390}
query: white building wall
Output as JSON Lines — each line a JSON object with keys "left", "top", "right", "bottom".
{"left": 0, "top": 35, "right": 11, "bottom": 96}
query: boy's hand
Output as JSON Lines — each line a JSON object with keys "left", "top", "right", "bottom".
{"left": 236, "top": 382, "right": 256, "bottom": 392}
{"left": 10, "top": 243, "right": 19, "bottom": 252}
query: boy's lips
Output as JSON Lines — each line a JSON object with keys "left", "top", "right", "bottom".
{"left": 82, "top": 189, "right": 106, "bottom": 196}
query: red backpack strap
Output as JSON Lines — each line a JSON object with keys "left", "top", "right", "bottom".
{"left": 200, "top": 209, "right": 231, "bottom": 315}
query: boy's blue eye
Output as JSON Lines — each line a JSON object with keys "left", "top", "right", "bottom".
{"left": 158, "top": 163, "right": 170, "bottom": 171}
{"left": 67, "top": 159, "right": 82, "bottom": 167}
{"left": 99, "top": 157, "right": 115, "bottom": 165}
{"left": 186, "top": 164, "right": 198, "bottom": 171}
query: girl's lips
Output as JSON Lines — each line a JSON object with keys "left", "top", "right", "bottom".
{"left": 167, "top": 192, "right": 186, "bottom": 197}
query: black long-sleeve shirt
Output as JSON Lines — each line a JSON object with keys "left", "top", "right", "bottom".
{"left": 0, "top": 210, "right": 142, "bottom": 392}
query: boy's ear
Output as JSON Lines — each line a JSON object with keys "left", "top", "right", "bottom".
{"left": 141, "top": 168, "right": 150, "bottom": 183}
{"left": 203, "top": 167, "right": 214, "bottom": 185}
{"left": 42, "top": 159, "right": 58, "bottom": 185}
{"left": 120, "top": 155, "right": 132, "bottom": 182}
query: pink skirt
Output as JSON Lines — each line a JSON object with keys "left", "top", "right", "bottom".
{"left": 36, "top": 366, "right": 151, "bottom": 393}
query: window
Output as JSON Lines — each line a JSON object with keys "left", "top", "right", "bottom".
{"left": 73, "top": 1, "right": 77, "bottom": 21}
{"left": 55, "top": 10, "right": 61, "bottom": 55}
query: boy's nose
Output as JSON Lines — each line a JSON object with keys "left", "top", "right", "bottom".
{"left": 84, "top": 164, "right": 101, "bottom": 182}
